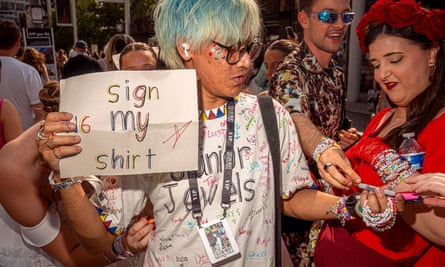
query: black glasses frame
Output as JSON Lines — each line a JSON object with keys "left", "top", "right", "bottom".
{"left": 212, "top": 40, "right": 259, "bottom": 65}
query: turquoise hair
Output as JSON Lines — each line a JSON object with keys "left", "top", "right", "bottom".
{"left": 153, "top": 0, "right": 262, "bottom": 69}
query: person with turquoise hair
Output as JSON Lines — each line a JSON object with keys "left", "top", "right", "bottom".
{"left": 38, "top": 0, "right": 320, "bottom": 266}
{"left": 40, "top": 1, "right": 313, "bottom": 265}
{"left": 39, "top": 0, "right": 308, "bottom": 267}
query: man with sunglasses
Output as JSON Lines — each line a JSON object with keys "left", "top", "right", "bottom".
{"left": 269, "top": 0, "right": 361, "bottom": 261}
{"left": 271, "top": 0, "right": 361, "bottom": 193}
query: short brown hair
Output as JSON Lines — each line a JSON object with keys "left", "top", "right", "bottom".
{"left": 298, "top": 0, "right": 315, "bottom": 12}
{"left": 266, "top": 39, "right": 298, "bottom": 55}
{"left": 0, "top": 19, "right": 20, "bottom": 50}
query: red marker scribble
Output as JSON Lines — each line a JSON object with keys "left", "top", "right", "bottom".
{"left": 162, "top": 120, "right": 193, "bottom": 148}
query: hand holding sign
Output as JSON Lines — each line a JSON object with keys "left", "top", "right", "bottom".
{"left": 59, "top": 70, "right": 199, "bottom": 178}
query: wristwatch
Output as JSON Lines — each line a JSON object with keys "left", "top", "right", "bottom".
{"left": 48, "top": 171, "right": 82, "bottom": 191}
{"left": 345, "top": 193, "right": 360, "bottom": 218}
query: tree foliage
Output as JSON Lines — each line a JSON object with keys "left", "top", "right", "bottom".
{"left": 131, "top": 0, "right": 157, "bottom": 19}
{"left": 52, "top": 0, "right": 156, "bottom": 52}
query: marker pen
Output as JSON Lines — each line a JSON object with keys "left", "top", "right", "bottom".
{"left": 358, "top": 183, "right": 396, "bottom": 197}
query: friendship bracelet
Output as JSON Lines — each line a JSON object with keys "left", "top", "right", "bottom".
{"left": 102, "top": 250, "right": 117, "bottom": 264}
{"left": 371, "top": 149, "right": 415, "bottom": 189}
{"left": 313, "top": 137, "right": 342, "bottom": 162}
{"left": 361, "top": 198, "right": 397, "bottom": 232}
{"left": 330, "top": 196, "right": 356, "bottom": 226}
{"left": 357, "top": 203, "right": 363, "bottom": 216}
{"left": 111, "top": 232, "right": 135, "bottom": 260}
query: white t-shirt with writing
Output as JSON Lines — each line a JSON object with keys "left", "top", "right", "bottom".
{"left": 143, "top": 93, "right": 314, "bottom": 267}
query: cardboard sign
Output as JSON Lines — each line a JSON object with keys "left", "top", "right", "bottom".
{"left": 59, "top": 70, "right": 199, "bottom": 178}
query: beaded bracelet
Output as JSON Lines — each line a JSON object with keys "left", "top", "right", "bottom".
{"left": 361, "top": 198, "right": 397, "bottom": 232}
{"left": 102, "top": 250, "right": 117, "bottom": 264}
{"left": 371, "top": 149, "right": 415, "bottom": 189}
{"left": 330, "top": 196, "right": 356, "bottom": 226}
{"left": 357, "top": 203, "right": 363, "bottom": 216}
{"left": 313, "top": 137, "right": 342, "bottom": 162}
{"left": 111, "top": 232, "right": 135, "bottom": 260}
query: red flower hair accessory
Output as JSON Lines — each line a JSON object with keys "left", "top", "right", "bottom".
{"left": 356, "top": 0, "right": 445, "bottom": 54}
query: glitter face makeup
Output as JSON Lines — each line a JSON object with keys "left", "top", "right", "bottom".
{"left": 209, "top": 42, "right": 226, "bottom": 62}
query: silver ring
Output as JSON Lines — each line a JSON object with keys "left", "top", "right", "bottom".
{"left": 36, "top": 129, "right": 49, "bottom": 141}
{"left": 36, "top": 120, "right": 49, "bottom": 141}
{"left": 323, "top": 162, "right": 333, "bottom": 171}
{"left": 53, "top": 150, "right": 62, "bottom": 159}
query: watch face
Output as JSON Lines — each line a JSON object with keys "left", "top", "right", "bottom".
{"left": 345, "top": 194, "right": 360, "bottom": 218}
{"left": 346, "top": 193, "right": 359, "bottom": 204}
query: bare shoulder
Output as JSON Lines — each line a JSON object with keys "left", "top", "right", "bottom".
{"left": 1, "top": 99, "right": 18, "bottom": 114}
{"left": 2, "top": 98, "right": 14, "bottom": 108}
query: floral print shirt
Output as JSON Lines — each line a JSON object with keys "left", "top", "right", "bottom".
{"left": 269, "top": 41, "right": 345, "bottom": 141}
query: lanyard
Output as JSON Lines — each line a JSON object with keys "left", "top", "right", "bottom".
{"left": 188, "top": 98, "right": 235, "bottom": 226}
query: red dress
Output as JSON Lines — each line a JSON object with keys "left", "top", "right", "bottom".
{"left": 314, "top": 108, "right": 445, "bottom": 266}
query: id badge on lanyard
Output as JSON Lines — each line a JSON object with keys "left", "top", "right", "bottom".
{"left": 198, "top": 218, "right": 241, "bottom": 265}
{"left": 189, "top": 99, "right": 241, "bottom": 265}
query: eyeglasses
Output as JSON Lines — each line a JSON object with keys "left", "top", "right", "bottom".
{"left": 211, "top": 40, "right": 262, "bottom": 65}
{"left": 312, "top": 10, "right": 355, "bottom": 25}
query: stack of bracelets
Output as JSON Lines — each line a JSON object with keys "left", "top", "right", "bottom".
{"left": 111, "top": 232, "right": 135, "bottom": 260}
{"left": 315, "top": 137, "right": 405, "bottom": 232}
{"left": 371, "top": 149, "right": 415, "bottom": 189}
{"left": 331, "top": 194, "right": 397, "bottom": 232}
{"left": 102, "top": 231, "right": 136, "bottom": 264}
{"left": 361, "top": 198, "right": 397, "bottom": 232}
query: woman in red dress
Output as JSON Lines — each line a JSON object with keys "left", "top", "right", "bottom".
{"left": 313, "top": 0, "right": 445, "bottom": 266}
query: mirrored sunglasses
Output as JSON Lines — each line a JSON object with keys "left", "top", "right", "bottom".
{"left": 315, "top": 10, "right": 355, "bottom": 25}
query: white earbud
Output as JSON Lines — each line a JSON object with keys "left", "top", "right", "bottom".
{"left": 182, "top": 43, "right": 190, "bottom": 57}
